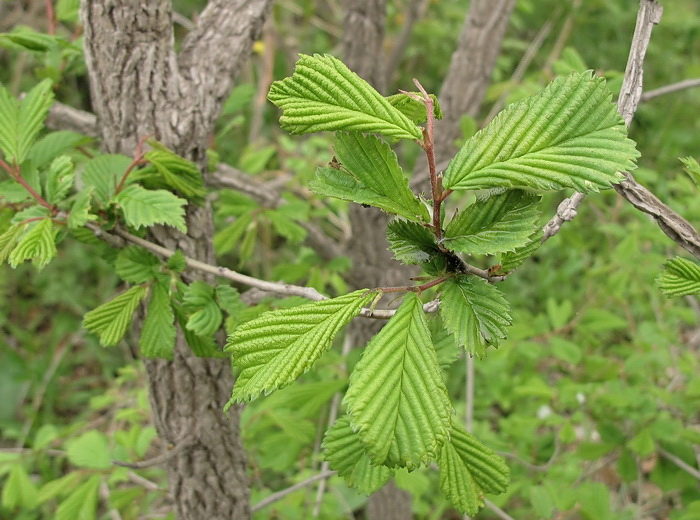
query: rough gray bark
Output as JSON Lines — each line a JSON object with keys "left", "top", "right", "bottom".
{"left": 80, "top": 1, "right": 271, "bottom": 518}
{"left": 341, "top": 1, "right": 413, "bottom": 518}
{"left": 435, "top": 0, "right": 517, "bottom": 161}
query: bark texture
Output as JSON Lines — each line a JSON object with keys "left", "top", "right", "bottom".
{"left": 341, "top": 2, "right": 413, "bottom": 518}
{"left": 80, "top": 1, "right": 271, "bottom": 518}
{"left": 435, "top": 0, "right": 517, "bottom": 161}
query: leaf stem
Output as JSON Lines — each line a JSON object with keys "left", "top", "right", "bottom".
{"left": 378, "top": 276, "right": 450, "bottom": 295}
{"left": 114, "top": 135, "right": 151, "bottom": 195}
{"left": 1, "top": 159, "right": 54, "bottom": 210}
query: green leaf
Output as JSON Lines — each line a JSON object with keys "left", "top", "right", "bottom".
{"left": 344, "top": 292, "right": 452, "bottom": 470}
{"left": 440, "top": 277, "right": 511, "bottom": 358}
{"left": 83, "top": 285, "right": 147, "bottom": 346}
{"left": 386, "top": 92, "right": 443, "bottom": 124}
{"left": 30, "top": 130, "right": 90, "bottom": 170}
{"left": 140, "top": 283, "right": 176, "bottom": 359}
{"left": 443, "top": 72, "right": 639, "bottom": 192}
{"left": 499, "top": 228, "right": 543, "bottom": 272}
{"left": 443, "top": 190, "right": 540, "bottom": 255}
{"left": 2, "top": 463, "right": 39, "bottom": 510}
{"left": 141, "top": 144, "right": 206, "bottom": 199}
{"left": 0, "top": 26, "right": 58, "bottom": 52}
{"left": 438, "top": 418, "right": 510, "bottom": 516}
{"left": 0, "top": 79, "right": 54, "bottom": 164}
{"left": 44, "top": 155, "right": 74, "bottom": 204}
{"left": 38, "top": 473, "right": 81, "bottom": 504}
{"left": 680, "top": 156, "right": 700, "bottom": 188}
{"left": 268, "top": 54, "right": 422, "bottom": 140}
{"left": 0, "top": 180, "right": 31, "bottom": 203}
{"left": 114, "top": 246, "right": 160, "bottom": 283}
{"left": 323, "top": 416, "right": 394, "bottom": 494}
{"left": 8, "top": 218, "right": 57, "bottom": 270}
{"left": 183, "top": 281, "right": 223, "bottom": 336}
{"left": 66, "top": 430, "right": 111, "bottom": 469}
{"left": 55, "top": 475, "right": 100, "bottom": 520}
{"left": 167, "top": 250, "right": 187, "bottom": 272}
{"left": 226, "top": 289, "right": 374, "bottom": 404}
{"left": 174, "top": 303, "right": 223, "bottom": 358}
{"left": 214, "top": 210, "right": 254, "bottom": 254}
{"left": 115, "top": 184, "right": 187, "bottom": 233}
{"left": 81, "top": 154, "right": 133, "bottom": 204}
{"left": 265, "top": 210, "right": 307, "bottom": 243}
{"left": 329, "top": 131, "right": 429, "bottom": 222}
{"left": 386, "top": 219, "right": 440, "bottom": 264}
{"left": 657, "top": 257, "right": 700, "bottom": 297}
{"left": 0, "top": 223, "right": 25, "bottom": 263}
{"left": 67, "top": 187, "right": 97, "bottom": 229}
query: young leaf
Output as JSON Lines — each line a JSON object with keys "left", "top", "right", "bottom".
{"left": 225, "top": 289, "right": 374, "bottom": 404}
{"left": 0, "top": 180, "right": 31, "bottom": 203}
{"left": 0, "top": 79, "right": 54, "bottom": 164}
{"left": 66, "top": 430, "right": 112, "bottom": 469}
{"left": 443, "top": 190, "right": 540, "bottom": 255}
{"left": 443, "top": 72, "right": 639, "bottom": 192}
{"left": 44, "top": 155, "right": 74, "bottom": 204}
{"left": 140, "top": 145, "right": 206, "bottom": 199}
{"left": 679, "top": 156, "right": 700, "bottom": 188}
{"left": 2, "top": 463, "right": 38, "bottom": 510}
{"left": 386, "top": 219, "right": 440, "bottom": 264}
{"left": 67, "top": 187, "right": 97, "bottom": 229}
{"left": 0, "top": 223, "right": 25, "bottom": 263}
{"left": 173, "top": 303, "right": 223, "bottom": 358}
{"left": 167, "top": 250, "right": 187, "bottom": 272}
{"left": 344, "top": 292, "right": 452, "bottom": 470}
{"left": 83, "top": 285, "right": 147, "bottom": 346}
{"left": 183, "top": 281, "right": 223, "bottom": 337}
{"left": 140, "top": 283, "right": 176, "bottom": 359}
{"left": 55, "top": 475, "right": 100, "bottom": 520}
{"left": 438, "top": 418, "right": 510, "bottom": 516}
{"left": 8, "top": 218, "right": 56, "bottom": 270}
{"left": 657, "top": 257, "right": 700, "bottom": 297}
{"left": 30, "top": 130, "right": 90, "bottom": 170}
{"left": 323, "top": 416, "right": 394, "bottom": 494}
{"left": 81, "top": 154, "right": 133, "bottom": 204}
{"left": 268, "top": 54, "right": 422, "bottom": 140}
{"left": 386, "top": 92, "right": 443, "bottom": 124}
{"left": 440, "top": 277, "right": 511, "bottom": 358}
{"left": 328, "top": 131, "right": 429, "bottom": 222}
{"left": 114, "top": 184, "right": 187, "bottom": 233}
{"left": 114, "top": 246, "right": 160, "bottom": 283}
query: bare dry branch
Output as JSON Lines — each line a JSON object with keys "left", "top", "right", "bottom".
{"left": 112, "top": 435, "right": 197, "bottom": 469}
{"left": 251, "top": 470, "right": 338, "bottom": 512}
{"left": 641, "top": 77, "right": 700, "bottom": 101}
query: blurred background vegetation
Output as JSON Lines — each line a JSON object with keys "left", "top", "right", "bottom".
{"left": 1, "top": 0, "right": 699, "bottom": 518}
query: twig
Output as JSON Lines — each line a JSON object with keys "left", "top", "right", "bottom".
{"left": 658, "top": 448, "right": 700, "bottom": 480}
{"left": 640, "top": 77, "right": 700, "bottom": 102}
{"left": 484, "top": 499, "right": 516, "bottom": 520}
{"left": 127, "top": 471, "right": 163, "bottom": 491}
{"left": 496, "top": 435, "right": 561, "bottom": 472}
{"left": 112, "top": 435, "right": 196, "bottom": 469}
{"left": 251, "top": 470, "right": 338, "bottom": 512}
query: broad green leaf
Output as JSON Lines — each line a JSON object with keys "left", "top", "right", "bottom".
{"left": 680, "top": 156, "right": 700, "bottom": 188}
{"left": 30, "top": 130, "right": 90, "bottom": 169}
{"left": 114, "top": 246, "right": 160, "bottom": 283}
{"left": 0, "top": 26, "right": 58, "bottom": 52}
{"left": 443, "top": 190, "right": 540, "bottom": 255}
{"left": 266, "top": 210, "right": 307, "bottom": 243}
{"left": 67, "top": 187, "right": 97, "bottom": 229}
{"left": 657, "top": 257, "right": 700, "bottom": 297}
{"left": 0, "top": 79, "right": 54, "bottom": 164}
{"left": 344, "top": 292, "right": 452, "bottom": 470}
{"left": 11, "top": 205, "right": 50, "bottom": 224}
{"left": 174, "top": 303, "right": 223, "bottom": 358}
{"left": 226, "top": 289, "right": 374, "bottom": 404}
{"left": 8, "top": 218, "right": 56, "bottom": 270}
{"left": 0, "top": 223, "right": 25, "bottom": 263}
{"left": 44, "top": 155, "right": 74, "bottom": 204}
{"left": 443, "top": 72, "right": 639, "bottom": 192}
{"left": 268, "top": 54, "right": 422, "bottom": 140}
{"left": 330, "top": 131, "right": 429, "bottom": 222}
{"left": 167, "top": 250, "right": 187, "bottom": 272}
{"left": 140, "top": 283, "right": 176, "bottom": 359}
{"left": 82, "top": 154, "right": 133, "bottom": 204}
{"left": 83, "top": 285, "right": 147, "bottom": 346}
{"left": 38, "top": 473, "right": 81, "bottom": 504}
{"left": 115, "top": 184, "right": 187, "bottom": 233}
{"left": 183, "top": 281, "right": 223, "bottom": 336}
{"left": 438, "top": 418, "right": 510, "bottom": 516}
{"left": 56, "top": 0, "right": 80, "bottom": 23}
{"left": 386, "top": 219, "right": 440, "bottom": 264}
{"left": 140, "top": 144, "right": 206, "bottom": 199}
{"left": 440, "top": 277, "right": 511, "bottom": 358}
{"left": 499, "top": 228, "right": 543, "bottom": 272}
{"left": 216, "top": 285, "right": 242, "bottom": 314}
{"left": 55, "top": 474, "right": 100, "bottom": 520}
{"left": 0, "top": 180, "right": 32, "bottom": 202}
{"left": 323, "top": 416, "right": 394, "bottom": 494}
{"left": 214, "top": 211, "right": 254, "bottom": 254}
{"left": 386, "top": 92, "right": 443, "bottom": 124}
{"left": 1, "top": 463, "right": 38, "bottom": 510}
{"left": 66, "top": 430, "right": 111, "bottom": 469}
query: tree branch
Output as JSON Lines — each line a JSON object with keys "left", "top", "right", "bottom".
{"left": 251, "top": 470, "right": 338, "bottom": 512}
{"left": 640, "top": 77, "right": 700, "bottom": 101}
{"left": 112, "top": 435, "right": 197, "bottom": 469}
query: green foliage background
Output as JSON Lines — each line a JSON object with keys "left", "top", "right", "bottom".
{"left": 1, "top": 0, "right": 699, "bottom": 519}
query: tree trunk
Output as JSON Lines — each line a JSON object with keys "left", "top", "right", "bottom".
{"left": 80, "top": 1, "right": 271, "bottom": 518}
